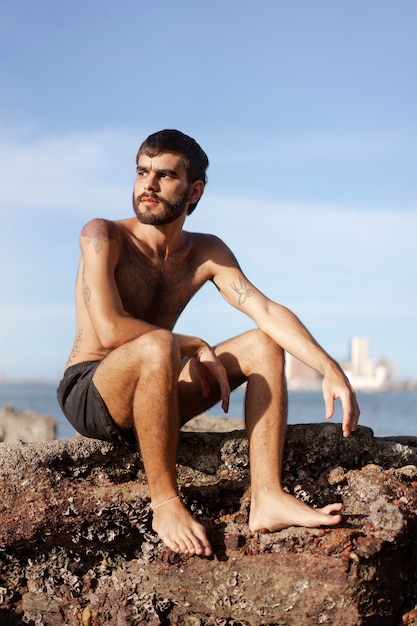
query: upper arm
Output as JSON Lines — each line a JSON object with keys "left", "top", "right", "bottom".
{"left": 206, "top": 236, "right": 271, "bottom": 320}
{"left": 79, "top": 218, "right": 125, "bottom": 335}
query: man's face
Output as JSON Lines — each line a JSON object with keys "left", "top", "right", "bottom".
{"left": 133, "top": 152, "right": 192, "bottom": 226}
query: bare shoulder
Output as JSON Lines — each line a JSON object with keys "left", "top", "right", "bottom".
{"left": 185, "top": 232, "right": 240, "bottom": 269}
{"left": 80, "top": 218, "right": 124, "bottom": 254}
{"left": 80, "top": 217, "right": 121, "bottom": 240}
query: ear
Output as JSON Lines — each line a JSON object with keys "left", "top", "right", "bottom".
{"left": 187, "top": 180, "right": 205, "bottom": 204}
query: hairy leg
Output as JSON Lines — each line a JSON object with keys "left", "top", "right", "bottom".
{"left": 92, "top": 329, "right": 212, "bottom": 556}
{"left": 243, "top": 333, "right": 342, "bottom": 530}
{"left": 179, "top": 329, "right": 343, "bottom": 531}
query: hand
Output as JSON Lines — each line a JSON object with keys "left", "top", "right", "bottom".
{"left": 194, "top": 344, "right": 230, "bottom": 413}
{"left": 322, "top": 366, "right": 360, "bottom": 438}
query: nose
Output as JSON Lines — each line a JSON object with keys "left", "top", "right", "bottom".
{"left": 144, "top": 172, "right": 159, "bottom": 192}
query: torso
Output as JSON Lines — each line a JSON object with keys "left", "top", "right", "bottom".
{"left": 66, "top": 219, "right": 216, "bottom": 368}
{"left": 114, "top": 226, "right": 207, "bottom": 327}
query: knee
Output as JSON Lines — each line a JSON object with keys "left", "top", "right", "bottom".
{"left": 136, "top": 329, "right": 181, "bottom": 368}
{"left": 246, "top": 329, "right": 285, "bottom": 372}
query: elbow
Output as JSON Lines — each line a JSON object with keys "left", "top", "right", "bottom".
{"left": 100, "top": 337, "right": 120, "bottom": 351}
{"left": 97, "top": 321, "right": 124, "bottom": 351}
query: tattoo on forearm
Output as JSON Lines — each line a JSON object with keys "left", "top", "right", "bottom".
{"left": 70, "top": 328, "right": 83, "bottom": 358}
{"left": 82, "top": 273, "right": 92, "bottom": 305}
{"left": 81, "top": 218, "right": 115, "bottom": 254}
{"left": 230, "top": 278, "right": 254, "bottom": 305}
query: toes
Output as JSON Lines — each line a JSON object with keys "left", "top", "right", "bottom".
{"left": 169, "top": 541, "right": 182, "bottom": 554}
{"left": 317, "top": 504, "right": 343, "bottom": 526}
{"left": 194, "top": 541, "right": 212, "bottom": 557}
{"left": 187, "top": 532, "right": 212, "bottom": 557}
{"left": 320, "top": 503, "right": 343, "bottom": 515}
{"left": 164, "top": 526, "right": 212, "bottom": 558}
{"left": 152, "top": 504, "right": 212, "bottom": 557}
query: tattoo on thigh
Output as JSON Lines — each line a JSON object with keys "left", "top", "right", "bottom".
{"left": 230, "top": 278, "right": 254, "bottom": 305}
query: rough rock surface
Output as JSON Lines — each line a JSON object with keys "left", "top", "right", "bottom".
{"left": 1, "top": 423, "right": 417, "bottom": 625}
{"left": 0, "top": 406, "right": 56, "bottom": 442}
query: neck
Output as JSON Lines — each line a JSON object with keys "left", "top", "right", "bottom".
{"left": 131, "top": 217, "right": 187, "bottom": 260}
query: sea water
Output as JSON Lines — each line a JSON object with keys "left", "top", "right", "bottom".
{"left": 0, "top": 382, "right": 416, "bottom": 440}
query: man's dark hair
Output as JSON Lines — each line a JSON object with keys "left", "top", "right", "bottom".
{"left": 136, "top": 129, "right": 209, "bottom": 214}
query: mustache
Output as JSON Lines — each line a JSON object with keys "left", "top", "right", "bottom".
{"left": 138, "top": 192, "right": 159, "bottom": 201}
{"left": 136, "top": 192, "right": 169, "bottom": 208}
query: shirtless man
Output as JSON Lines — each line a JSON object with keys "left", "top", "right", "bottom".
{"left": 57, "top": 129, "right": 360, "bottom": 558}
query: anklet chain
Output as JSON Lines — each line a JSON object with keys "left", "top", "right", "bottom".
{"left": 150, "top": 495, "right": 181, "bottom": 510}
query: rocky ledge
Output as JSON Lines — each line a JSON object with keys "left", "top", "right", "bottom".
{"left": 0, "top": 406, "right": 56, "bottom": 443}
{"left": 1, "top": 423, "right": 417, "bottom": 626}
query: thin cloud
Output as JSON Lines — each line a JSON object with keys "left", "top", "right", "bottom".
{"left": 0, "top": 127, "right": 139, "bottom": 213}
{"left": 193, "top": 194, "right": 417, "bottom": 320}
{"left": 207, "top": 126, "right": 417, "bottom": 164}
{"left": 0, "top": 127, "right": 415, "bottom": 379}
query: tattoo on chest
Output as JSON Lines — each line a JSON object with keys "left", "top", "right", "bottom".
{"left": 230, "top": 277, "right": 254, "bottom": 305}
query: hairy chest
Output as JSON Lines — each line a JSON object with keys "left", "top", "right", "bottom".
{"left": 114, "top": 245, "right": 209, "bottom": 328}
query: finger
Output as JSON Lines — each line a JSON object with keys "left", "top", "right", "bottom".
{"left": 192, "top": 359, "right": 211, "bottom": 397}
{"left": 199, "top": 376, "right": 210, "bottom": 398}
{"left": 323, "top": 391, "right": 335, "bottom": 420}
{"left": 341, "top": 407, "right": 356, "bottom": 438}
{"left": 210, "top": 369, "right": 229, "bottom": 412}
{"left": 339, "top": 397, "right": 352, "bottom": 437}
{"left": 342, "top": 420, "right": 353, "bottom": 438}
{"left": 342, "top": 395, "right": 360, "bottom": 438}
{"left": 221, "top": 384, "right": 230, "bottom": 413}
{"left": 202, "top": 360, "right": 230, "bottom": 412}
{"left": 214, "top": 366, "right": 230, "bottom": 413}
{"left": 339, "top": 385, "right": 357, "bottom": 434}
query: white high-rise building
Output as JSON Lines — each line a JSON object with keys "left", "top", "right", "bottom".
{"left": 344, "top": 337, "right": 395, "bottom": 390}
{"left": 350, "top": 337, "right": 371, "bottom": 376}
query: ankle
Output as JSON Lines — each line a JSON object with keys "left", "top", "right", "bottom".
{"left": 150, "top": 494, "right": 181, "bottom": 510}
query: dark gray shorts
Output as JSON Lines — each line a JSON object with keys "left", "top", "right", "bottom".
{"left": 56, "top": 361, "right": 137, "bottom": 447}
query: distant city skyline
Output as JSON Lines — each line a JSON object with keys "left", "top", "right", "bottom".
{"left": 286, "top": 337, "right": 401, "bottom": 391}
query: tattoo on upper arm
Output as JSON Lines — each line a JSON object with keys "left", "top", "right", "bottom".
{"left": 230, "top": 278, "right": 254, "bottom": 305}
{"left": 82, "top": 272, "right": 92, "bottom": 305}
{"left": 81, "top": 218, "right": 116, "bottom": 254}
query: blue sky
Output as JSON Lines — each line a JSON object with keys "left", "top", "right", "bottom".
{"left": 0, "top": 0, "right": 416, "bottom": 381}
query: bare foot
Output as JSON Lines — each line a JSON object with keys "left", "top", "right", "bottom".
{"left": 249, "top": 488, "right": 343, "bottom": 533}
{"left": 152, "top": 497, "right": 212, "bottom": 557}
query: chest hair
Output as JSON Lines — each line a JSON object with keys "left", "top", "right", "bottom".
{"left": 114, "top": 238, "right": 207, "bottom": 328}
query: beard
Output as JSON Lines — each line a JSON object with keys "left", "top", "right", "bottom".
{"left": 133, "top": 188, "right": 189, "bottom": 226}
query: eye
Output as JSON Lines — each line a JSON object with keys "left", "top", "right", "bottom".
{"left": 159, "top": 169, "right": 178, "bottom": 180}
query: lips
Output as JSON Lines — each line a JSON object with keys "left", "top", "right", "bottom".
{"left": 141, "top": 196, "right": 159, "bottom": 205}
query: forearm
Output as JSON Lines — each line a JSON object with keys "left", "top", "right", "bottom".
{"left": 256, "top": 301, "right": 359, "bottom": 437}
{"left": 94, "top": 311, "right": 158, "bottom": 350}
{"left": 257, "top": 302, "right": 341, "bottom": 377}
{"left": 92, "top": 311, "right": 208, "bottom": 357}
